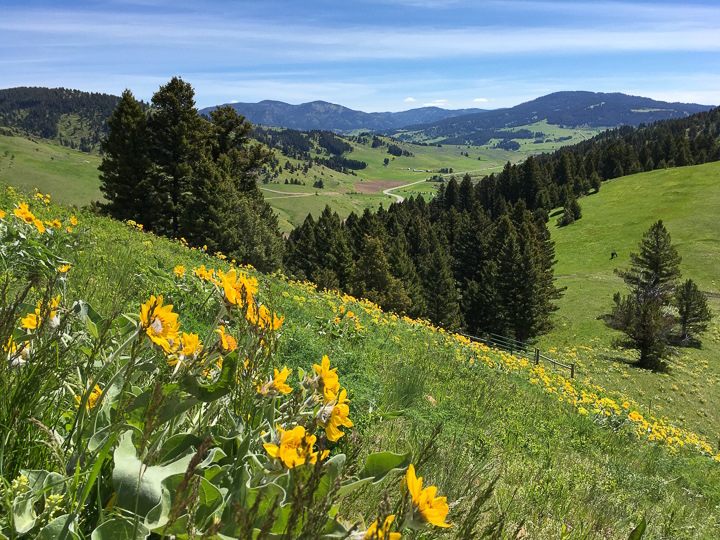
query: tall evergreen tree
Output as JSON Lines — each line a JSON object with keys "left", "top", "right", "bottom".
{"left": 674, "top": 279, "right": 712, "bottom": 342}
{"left": 616, "top": 220, "right": 681, "bottom": 301}
{"left": 98, "top": 90, "right": 155, "bottom": 226}
{"left": 423, "top": 248, "right": 462, "bottom": 330}
{"left": 148, "top": 76, "right": 207, "bottom": 236}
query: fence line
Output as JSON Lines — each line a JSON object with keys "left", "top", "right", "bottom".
{"left": 458, "top": 331, "right": 575, "bottom": 379}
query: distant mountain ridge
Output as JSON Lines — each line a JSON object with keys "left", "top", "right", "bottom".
{"left": 391, "top": 91, "right": 714, "bottom": 145}
{"left": 199, "top": 100, "right": 486, "bottom": 132}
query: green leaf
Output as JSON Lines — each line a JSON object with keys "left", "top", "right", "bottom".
{"left": 628, "top": 517, "right": 647, "bottom": 540}
{"left": 36, "top": 514, "right": 80, "bottom": 540}
{"left": 181, "top": 354, "right": 237, "bottom": 402}
{"left": 336, "top": 477, "right": 373, "bottom": 498}
{"left": 12, "top": 496, "right": 35, "bottom": 535}
{"left": 359, "top": 451, "right": 411, "bottom": 483}
{"left": 91, "top": 517, "right": 150, "bottom": 540}
{"left": 113, "top": 431, "right": 194, "bottom": 518}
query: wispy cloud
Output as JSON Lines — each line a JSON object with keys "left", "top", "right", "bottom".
{"left": 404, "top": 97, "right": 416, "bottom": 102}
{"left": 473, "top": 98, "right": 489, "bottom": 103}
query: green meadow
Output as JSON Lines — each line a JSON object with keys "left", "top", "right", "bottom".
{"left": 545, "top": 161, "right": 720, "bottom": 442}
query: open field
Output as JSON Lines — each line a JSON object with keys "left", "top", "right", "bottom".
{"left": 544, "top": 161, "right": 720, "bottom": 441}
{"left": 0, "top": 134, "right": 103, "bottom": 205}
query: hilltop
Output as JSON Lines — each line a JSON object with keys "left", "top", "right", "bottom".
{"left": 389, "top": 91, "right": 713, "bottom": 144}
{"left": 0, "top": 87, "right": 121, "bottom": 152}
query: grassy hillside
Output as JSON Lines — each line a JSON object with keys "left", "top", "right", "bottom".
{"left": 0, "top": 134, "right": 103, "bottom": 204}
{"left": 545, "top": 161, "right": 720, "bottom": 443}
{"left": 2, "top": 184, "right": 720, "bottom": 538}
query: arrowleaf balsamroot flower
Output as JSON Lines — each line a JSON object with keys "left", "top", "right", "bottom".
{"left": 356, "top": 515, "right": 401, "bottom": 540}
{"left": 263, "top": 425, "right": 320, "bottom": 468}
{"left": 257, "top": 367, "right": 293, "bottom": 395}
{"left": 318, "top": 388, "right": 354, "bottom": 442}
{"left": 14, "top": 202, "right": 35, "bottom": 224}
{"left": 174, "top": 265, "right": 186, "bottom": 278}
{"left": 75, "top": 384, "right": 103, "bottom": 410}
{"left": 215, "top": 325, "right": 237, "bottom": 353}
{"left": 313, "top": 355, "right": 341, "bottom": 401}
{"left": 404, "top": 464, "right": 451, "bottom": 528}
{"left": 140, "top": 295, "right": 180, "bottom": 353}
{"left": 218, "top": 268, "right": 258, "bottom": 308}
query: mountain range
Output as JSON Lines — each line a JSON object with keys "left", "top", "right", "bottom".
{"left": 198, "top": 100, "right": 486, "bottom": 132}
{"left": 390, "top": 91, "right": 714, "bottom": 144}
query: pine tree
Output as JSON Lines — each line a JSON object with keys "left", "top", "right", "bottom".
{"left": 609, "top": 292, "right": 673, "bottom": 370}
{"left": 616, "top": 220, "right": 681, "bottom": 301}
{"left": 674, "top": 279, "right": 712, "bottom": 343}
{"left": 351, "top": 236, "right": 410, "bottom": 314}
{"left": 610, "top": 220, "right": 682, "bottom": 368}
{"left": 98, "top": 90, "right": 155, "bottom": 226}
{"left": 423, "top": 248, "right": 462, "bottom": 330}
{"left": 148, "top": 76, "right": 208, "bottom": 236}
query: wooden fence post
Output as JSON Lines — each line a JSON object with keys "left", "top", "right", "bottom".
{"left": 571, "top": 363, "right": 575, "bottom": 379}
{"left": 486, "top": 334, "right": 491, "bottom": 347}
{"left": 534, "top": 348, "right": 540, "bottom": 365}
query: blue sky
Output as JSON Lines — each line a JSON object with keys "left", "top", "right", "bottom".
{"left": 1, "top": 0, "right": 719, "bottom": 111}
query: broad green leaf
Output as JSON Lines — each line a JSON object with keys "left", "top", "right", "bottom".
{"left": 113, "top": 431, "right": 194, "bottom": 518}
{"left": 91, "top": 517, "right": 150, "bottom": 540}
{"left": 628, "top": 517, "right": 647, "bottom": 540}
{"left": 36, "top": 514, "right": 80, "bottom": 540}
{"left": 359, "top": 451, "right": 411, "bottom": 483}
{"left": 336, "top": 476, "right": 373, "bottom": 498}
{"left": 12, "top": 497, "right": 35, "bottom": 535}
{"left": 181, "top": 355, "right": 237, "bottom": 402}
{"left": 158, "top": 433, "right": 204, "bottom": 464}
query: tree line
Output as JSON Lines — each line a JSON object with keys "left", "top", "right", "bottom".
{"left": 0, "top": 87, "right": 120, "bottom": 151}
{"left": 285, "top": 174, "right": 563, "bottom": 341}
{"left": 476, "top": 106, "right": 720, "bottom": 221}
{"left": 98, "top": 77, "right": 284, "bottom": 271}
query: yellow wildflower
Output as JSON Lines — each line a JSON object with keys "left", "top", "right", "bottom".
{"left": 58, "top": 264, "right": 71, "bottom": 274}
{"left": 14, "top": 202, "right": 35, "bottom": 224}
{"left": 45, "top": 219, "right": 62, "bottom": 229}
{"left": 361, "top": 515, "right": 401, "bottom": 540}
{"left": 75, "top": 384, "right": 103, "bottom": 410}
{"left": 215, "top": 325, "right": 237, "bottom": 353}
{"left": 174, "top": 265, "right": 186, "bottom": 278}
{"left": 257, "top": 367, "right": 293, "bottom": 395}
{"left": 20, "top": 312, "right": 39, "bottom": 330}
{"left": 70, "top": 216, "right": 78, "bottom": 226}
{"left": 629, "top": 411, "right": 644, "bottom": 423}
{"left": 313, "top": 355, "right": 340, "bottom": 401}
{"left": 67, "top": 226, "right": 73, "bottom": 233}
{"left": 405, "top": 464, "right": 451, "bottom": 528}
{"left": 263, "top": 425, "right": 319, "bottom": 468}
{"left": 218, "top": 268, "right": 258, "bottom": 308}
{"left": 318, "top": 388, "right": 354, "bottom": 442}
{"left": 139, "top": 295, "right": 180, "bottom": 353}
{"left": 0, "top": 209, "right": 5, "bottom": 219}
{"left": 194, "top": 265, "right": 215, "bottom": 282}
{"left": 33, "top": 219, "right": 45, "bottom": 234}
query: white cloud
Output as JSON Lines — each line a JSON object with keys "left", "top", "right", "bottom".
{"left": 473, "top": 98, "right": 489, "bottom": 103}
{"left": 423, "top": 99, "right": 448, "bottom": 107}
{"left": 404, "top": 97, "right": 416, "bottom": 102}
